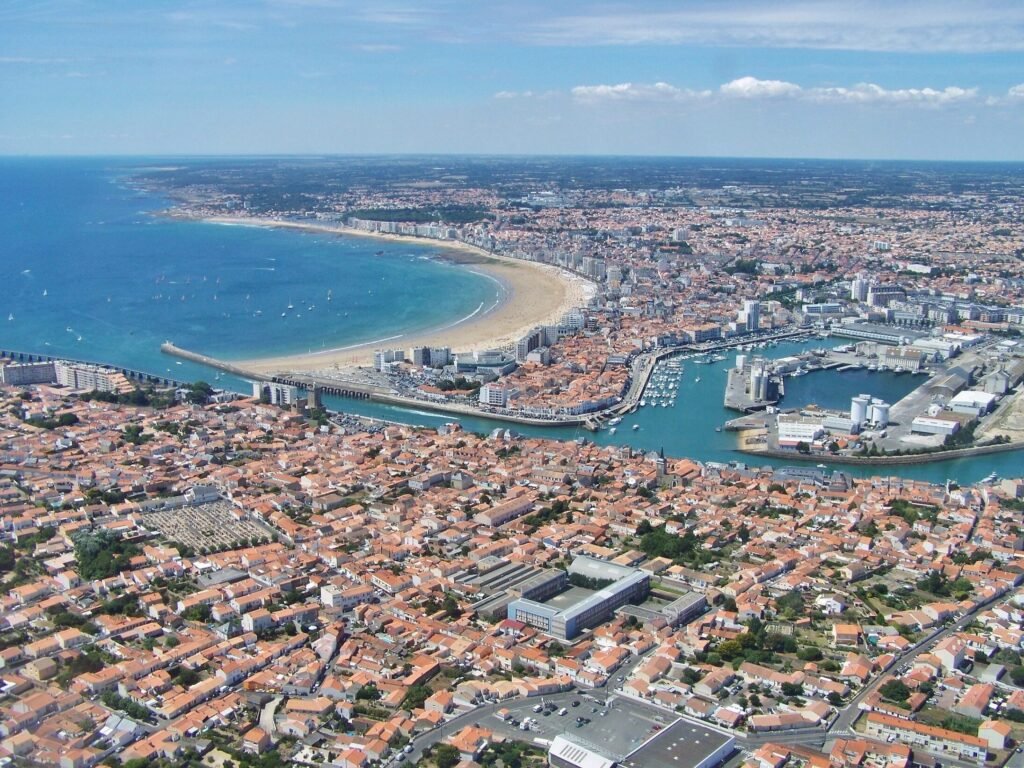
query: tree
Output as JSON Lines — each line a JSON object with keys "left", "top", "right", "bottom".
{"left": 433, "top": 744, "right": 460, "bottom": 768}
{"left": 781, "top": 682, "right": 804, "bottom": 697}
{"left": 795, "top": 441, "right": 810, "bottom": 455}
{"left": 356, "top": 683, "right": 381, "bottom": 701}
{"left": 0, "top": 544, "right": 14, "bottom": 574}
{"left": 186, "top": 381, "right": 215, "bottom": 404}
{"left": 401, "top": 684, "right": 432, "bottom": 711}
{"left": 73, "top": 529, "right": 141, "bottom": 580}
{"left": 442, "top": 594, "right": 462, "bottom": 619}
{"left": 797, "top": 646, "right": 823, "bottom": 662}
{"left": 879, "top": 679, "right": 910, "bottom": 703}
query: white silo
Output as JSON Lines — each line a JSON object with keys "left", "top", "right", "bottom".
{"left": 750, "top": 370, "right": 764, "bottom": 399}
{"left": 850, "top": 396, "right": 869, "bottom": 427}
{"left": 870, "top": 401, "right": 891, "bottom": 427}
{"left": 736, "top": 354, "right": 748, "bottom": 371}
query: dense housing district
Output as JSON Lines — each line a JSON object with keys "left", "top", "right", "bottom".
{"left": 1, "top": 376, "right": 1024, "bottom": 768}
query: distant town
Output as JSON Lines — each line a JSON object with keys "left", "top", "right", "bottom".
{"left": 146, "top": 157, "right": 1024, "bottom": 465}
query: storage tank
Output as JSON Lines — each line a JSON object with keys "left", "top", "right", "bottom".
{"left": 850, "top": 396, "right": 869, "bottom": 427}
{"left": 736, "top": 354, "right": 748, "bottom": 371}
{"left": 870, "top": 401, "right": 891, "bottom": 427}
{"left": 749, "top": 371, "right": 764, "bottom": 399}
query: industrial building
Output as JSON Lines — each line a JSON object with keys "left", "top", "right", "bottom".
{"left": 549, "top": 712, "right": 734, "bottom": 768}
{"left": 507, "top": 556, "right": 650, "bottom": 640}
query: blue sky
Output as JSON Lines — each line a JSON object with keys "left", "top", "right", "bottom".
{"left": 2, "top": 0, "right": 1023, "bottom": 159}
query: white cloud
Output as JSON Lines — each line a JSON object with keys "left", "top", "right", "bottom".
{"left": 571, "top": 82, "right": 710, "bottom": 102}
{"left": 720, "top": 76, "right": 802, "bottom": 99}
{"left": 1009, "top": 84, "right": 1024, "bottom": 99}
{"left": 494, "top": 90, "right": 534, "bottom": 99}
{"left": 526, "top": 1, "right": 1024, "bottom": 53}
{"left": 810, "top": 83, "right": 977, "bottom": 105}
{"left": 0, "top": 56, "right": 74, "bottom": 64}
{"left": 356, "top": 44, "right": 402, "bottom": 53}
{"left": 506, "top": 77, "right": 985, "bottom": 109}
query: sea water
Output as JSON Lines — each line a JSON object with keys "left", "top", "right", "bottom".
{"left": 0, "top": 157, "right": 498, "bottom": 384}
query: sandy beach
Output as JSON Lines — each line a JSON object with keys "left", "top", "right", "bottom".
{"left": 199, "top": 216, "right": 596, "bottom": 372}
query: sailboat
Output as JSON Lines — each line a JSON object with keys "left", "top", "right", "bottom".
{"left": 7, "top": 313, "right": 12, "bottom": 321}
{"left": 42, "top": 289, "right": 48, "bottom": 297}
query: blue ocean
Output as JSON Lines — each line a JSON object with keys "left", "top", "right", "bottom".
{"left": 0, "top": 157, "right": 497, "bottom": 383}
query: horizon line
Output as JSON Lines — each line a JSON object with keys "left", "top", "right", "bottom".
{"left": 2, "top": 151, "right": 1024, "bottom": 165}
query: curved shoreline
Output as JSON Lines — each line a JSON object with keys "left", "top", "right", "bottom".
{"left": 194, "top": 215, "right": 596, "bottom": 372}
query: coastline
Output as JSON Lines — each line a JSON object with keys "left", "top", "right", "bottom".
{"left": 195, "top": 215, "right": 596, "bottom": 372}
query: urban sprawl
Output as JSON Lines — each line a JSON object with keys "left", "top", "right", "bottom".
{"left": 3, "top": 160, "right": 1024, "bottom": 768}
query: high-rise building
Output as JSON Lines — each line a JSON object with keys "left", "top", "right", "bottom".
{"left": 373, "top": 348, "right": 405, "bottom": 371}
{"left": 516, "top": 328, "right": 544, "bottom": 362}
{"left": 0, "top": 360, "right": 56, "bottom": 386}
{"left": 743, "top": 299, "right": 760, "bottom": 333}
{"left": 428, "top": 347, "right": 451, "bottom": 367}
{"left": 867, "top": 284, "right": 905, "bottom": 307}
{"left": 409, "top": 346, "right": 430, "bottom": 367}
{"left": 253, "top": 382, "right": 298, "bottom": 406}
{"left": 850, "top": 277, "right": 868, "bottom": 302}
{"left": 55, "top": 361, "right": 131, "bottom": 393}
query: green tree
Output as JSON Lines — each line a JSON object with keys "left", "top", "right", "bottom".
{"left": 879, "top": 679, "right": 910, "bottom": 703}
{"left": 433, "top": 744, "right": 460, "bottom": 768}
{"left": 401, "top": 684, "right": 432, "bottom": 711}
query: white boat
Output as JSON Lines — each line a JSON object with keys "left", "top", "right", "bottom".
{"left": 640, "top": 399, "right": 647, "bottom": 407}
{"left": 632, "top": 424, "right": 640, "bottom": 431}
{"left": 608, "top": 417, "right": 622, "bottom": 426}
{"left": 695, "top": 376, "right": 701, "bottom": 383}
{"left": 7, "top": 313, "right": 13, "bottom": 321}
{"left": 609, "top": 427, "right": 617, "bottom": 435}
{"left": 42, "top": 289, "right": 47, "bottom": 296}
